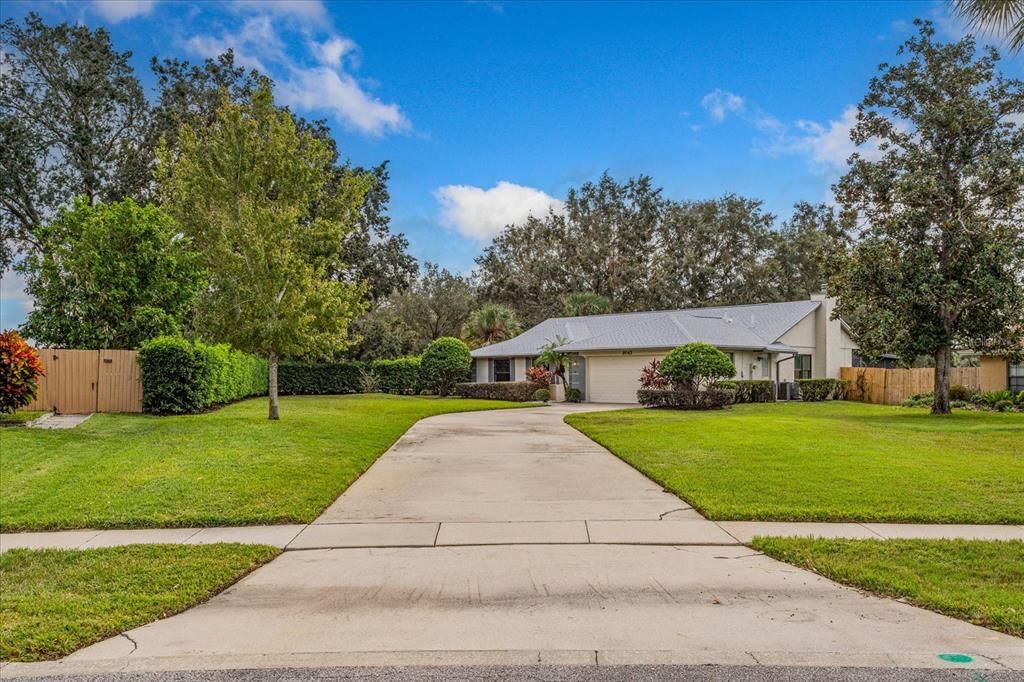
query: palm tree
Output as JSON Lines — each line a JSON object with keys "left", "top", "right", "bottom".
{"left": 462, "top": 303, "right": 522, "bottom": 347}
{"left": 563, "top": 291, "right": 612, "bottom": 317}
{"left": 954, "top": 0, "right": 1024, "bottom": 53}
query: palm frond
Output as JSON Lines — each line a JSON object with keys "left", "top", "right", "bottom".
{"left": 954, "top": 0, "right": 1024, "bottom": 53}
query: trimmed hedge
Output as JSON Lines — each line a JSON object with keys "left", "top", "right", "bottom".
{"left": 372, "top": 357, "right": 420, "bottom": 395}
{"left": 454, "top": 381, "right": 539, "bottom": 402}
{"left": 420, "top": 337, "right": 472, "bottom": 397}
{"left": 797, "top": 378, "right": 847, "bottom": 401}
{"left": 139, "top": 336, "right": 267, "bottom": 414}
{"left": 728, "top": 379, "right": 775, "bottom": 403}
{"left": 278, "top": 361, "right": 365, "bottom": 396}
{"left": 637, "top": 388, "right": 735, "bottom": 410}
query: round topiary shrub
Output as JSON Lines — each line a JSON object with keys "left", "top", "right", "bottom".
{"left": 419, "top": 337, "right": 472, "bottom": 397}
{"left": 0, "top": 330, "right": 45, "bottom": 415}
{"left": 565, "top": 387, "right": 582, "bottom": 402}
{"left": 658, "top": 342, "right": 736, "bottom": 391}
{"left": 532, "top": 388, "right": 550, "bottom": 402}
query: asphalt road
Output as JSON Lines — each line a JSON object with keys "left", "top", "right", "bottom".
{"left": 20, "top": 666, "right": 1021, "bottom": 682}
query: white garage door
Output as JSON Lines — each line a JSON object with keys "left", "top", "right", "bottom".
{"left": 587, "top": 354, "right": 661, "bottom": 403}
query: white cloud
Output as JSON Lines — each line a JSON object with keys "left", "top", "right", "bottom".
{"left": 775, "top": 106, "right": 870, "bottom": 170}
{"left": 231, "top": 0, "right": 326, "bottom": 22}
{"left": 701, "top": 89, "right": 745, "bottom": 122}
{"left": 279, "top": 67, "right": 409, "bottom": 136}
{"left": 184, "top": 15, "right": 409, "bottom": 137}
{"left": 91, "top": 0, "right": 155, "bottom": 23}
{"left": 434, "top": 181, "right": 565, "bottom": 241}
{"left": 312, "top": 37, "right": 357, "bottom": 67}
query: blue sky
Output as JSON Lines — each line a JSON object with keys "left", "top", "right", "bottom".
{"left": 2, "top": 0, "right": 1022, "bottom": 330}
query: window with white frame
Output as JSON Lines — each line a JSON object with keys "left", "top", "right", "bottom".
{"left": 1010, "top": 362, "right": 1024, "bottom": 394}
{"left": 794, "top": 354, "right": 812, "bottom": 380}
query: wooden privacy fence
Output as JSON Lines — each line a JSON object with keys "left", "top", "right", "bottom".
{"left": 840, "top": 366, "right": 981, "bottom": 405}
{"left": 24, "top": 349, "right": 142, "bottom": 414}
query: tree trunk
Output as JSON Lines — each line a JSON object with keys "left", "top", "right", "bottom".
{"left": 932, "top": 345, "right": 952, "bottom": 415}
{"left": 268, "top": 352, "right": 280, "bottom": 421}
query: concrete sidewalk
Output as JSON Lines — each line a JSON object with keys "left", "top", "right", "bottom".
{"left": 3, "top": 404, "right": 1021, "bottom": 677}
{"left": 4, "top": 519, "right": 1020, "bottom": 553}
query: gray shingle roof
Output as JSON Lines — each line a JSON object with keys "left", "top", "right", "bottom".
{"left": 470, "top": 299, "right": 819, "bottom": 358}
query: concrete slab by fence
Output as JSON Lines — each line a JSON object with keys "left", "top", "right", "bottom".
{"left": 30, "top": 413, "right": 92, "bottom": 429}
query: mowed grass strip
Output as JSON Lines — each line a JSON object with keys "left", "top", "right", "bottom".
{"left": 1, "top": 394, "right": 530, "bottom": 531}
{"left": 566, "top": 402, "right": 1024, "bottom": 523}
{"left": 752, "top": 537, "right": 1024, "bottom": 638}
{"left": 0, "top": 543, "right": 279, "bottom": 661}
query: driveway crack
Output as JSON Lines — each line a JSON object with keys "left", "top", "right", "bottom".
{"left": 120, "top": 632, "right": 138, "bottom": 656}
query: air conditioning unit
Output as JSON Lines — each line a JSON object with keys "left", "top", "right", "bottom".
{"left": 777, "top": 381, "right": 799, "bottom": 401}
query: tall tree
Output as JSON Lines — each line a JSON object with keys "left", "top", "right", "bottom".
{"left": 463, "top": 303, "right": 522, "bottom": 346}
{"left": 828, "top": 21, "right": 1024, "bottom": 414}
{"left": 562, "top": 292, "right": 612, "bottom": 317}
{"left": 158, "top": 86, "right": 370, "bottom": 419}
{"left": 763, "top": 202, "right": 852, "bottom": 301}
{"left": 151, "top": 51, "right": 417, "bottom": 304}
{"left": 955, "top": 0, "right": 1024, "bottom": 53}
{"left": 0, "top": 14, "right": 152, "bottom": 268}
{"left": 390, "top": 263, "right": 476, "bottom": 349}
{"left": 476, "top": 173, "right": 784, "bottom": 325}
{"left": 337, "top": 161, "right": 418, "bottom": 303}
{"left": 651, "top": 195, "right": 776, "bottom": 308}
{"left": 18, "top": 199, "right": 202, "bottom": 349}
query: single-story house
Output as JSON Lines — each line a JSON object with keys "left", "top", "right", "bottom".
{"left": 469, "top": 293, "right": 857, "bottom": 403}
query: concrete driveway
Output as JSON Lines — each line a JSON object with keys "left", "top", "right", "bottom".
{"left": 8, "top": 403, "right": 1022, "bottom": 677}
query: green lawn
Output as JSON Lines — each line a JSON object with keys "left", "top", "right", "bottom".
{"left": 0, "top": 411, "right": 46, "bottom": 426}
{"left": 752, "top": 537, "right": 1024, "bottom": 638}
{"left": 0, "top": 543, "right": 278, "bottom": 661}
{"left": 566, "top": 402, "right": 1024, "bottom": 523}
{"left": 1, "top": 394, "right": 530, "bottom": 531}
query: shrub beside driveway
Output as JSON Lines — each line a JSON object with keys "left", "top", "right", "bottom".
{"left": 566, "top": 401, "right": 1024, "bottom": 524}
{"left": 1, "top": 394, "right": 531, "bottom": 532}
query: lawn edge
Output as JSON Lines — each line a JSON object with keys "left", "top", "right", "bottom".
{"left": 750, "top": 536, "right": 1024, "bottom": 639}
{"left": 1, "top": 398, "right": 543, "bottom": 534}
{"left": 1, "top": 542, "right": 281, "bottom": 663}
{"left": 563, "top": 410, "right": 1024, "bottom": 525}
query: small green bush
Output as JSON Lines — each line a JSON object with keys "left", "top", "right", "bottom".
{"left": 372, "top": 357, "right": 421, "bottom": 394}
{"left": 972, "top": 390, "right": 1014, "bottom": 409}
{"left": 948, "top": 384, "right": 977, "bottom": 401}
{"left": 420, "top": 337, "right": 472, "bottom": 397}
{"left": 637, "top": 388, "right": 735, "bottom": 410}
{"left": 277, "top": 361, "right": 365, "bottom": 395}
{"left": 797, "top": 378, "right": 847, "bottom": 401}
{"left": 994, "top": 399, "right": 1014, "bottom": 412}
{"left": 565, "top": 387, "right": 582, "bottom": 403}
{"left": 659, "top": 343, "right": 736, "bottom": 390}
{"left": 532, "top": 388, "right": 550, "bottom": 402}
{"left": 453, "top": 381, "right": 537, "bottom": 401}
{"left": 139, "top": 336, "right": 267, "bottom": 414}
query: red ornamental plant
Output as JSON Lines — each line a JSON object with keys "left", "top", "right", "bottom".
{"left": 638, "top": 358, "right": 670, "bottom": 389}
{"left": 0, "top": 330, "right": 45, "bottom": 414}
{"left": 526, "top": 365, "right": 552, "bottom": 386}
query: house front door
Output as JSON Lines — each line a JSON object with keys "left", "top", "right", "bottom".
{"left": 568, "top": 355, "right": 586, "bottom": 400}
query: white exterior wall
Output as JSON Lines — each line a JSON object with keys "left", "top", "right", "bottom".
{"left": 513, "top": 357, "right": 527, "bottom": 382}
{"left": 474, "top": 358, "right": 489, "bottom": 382}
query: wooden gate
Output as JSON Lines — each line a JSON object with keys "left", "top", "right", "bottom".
{"left": 97, "top": 350, "right": 143, "bottom": 413}
{"left": 23, "top": 349, "right": 142, "bottom": 414}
